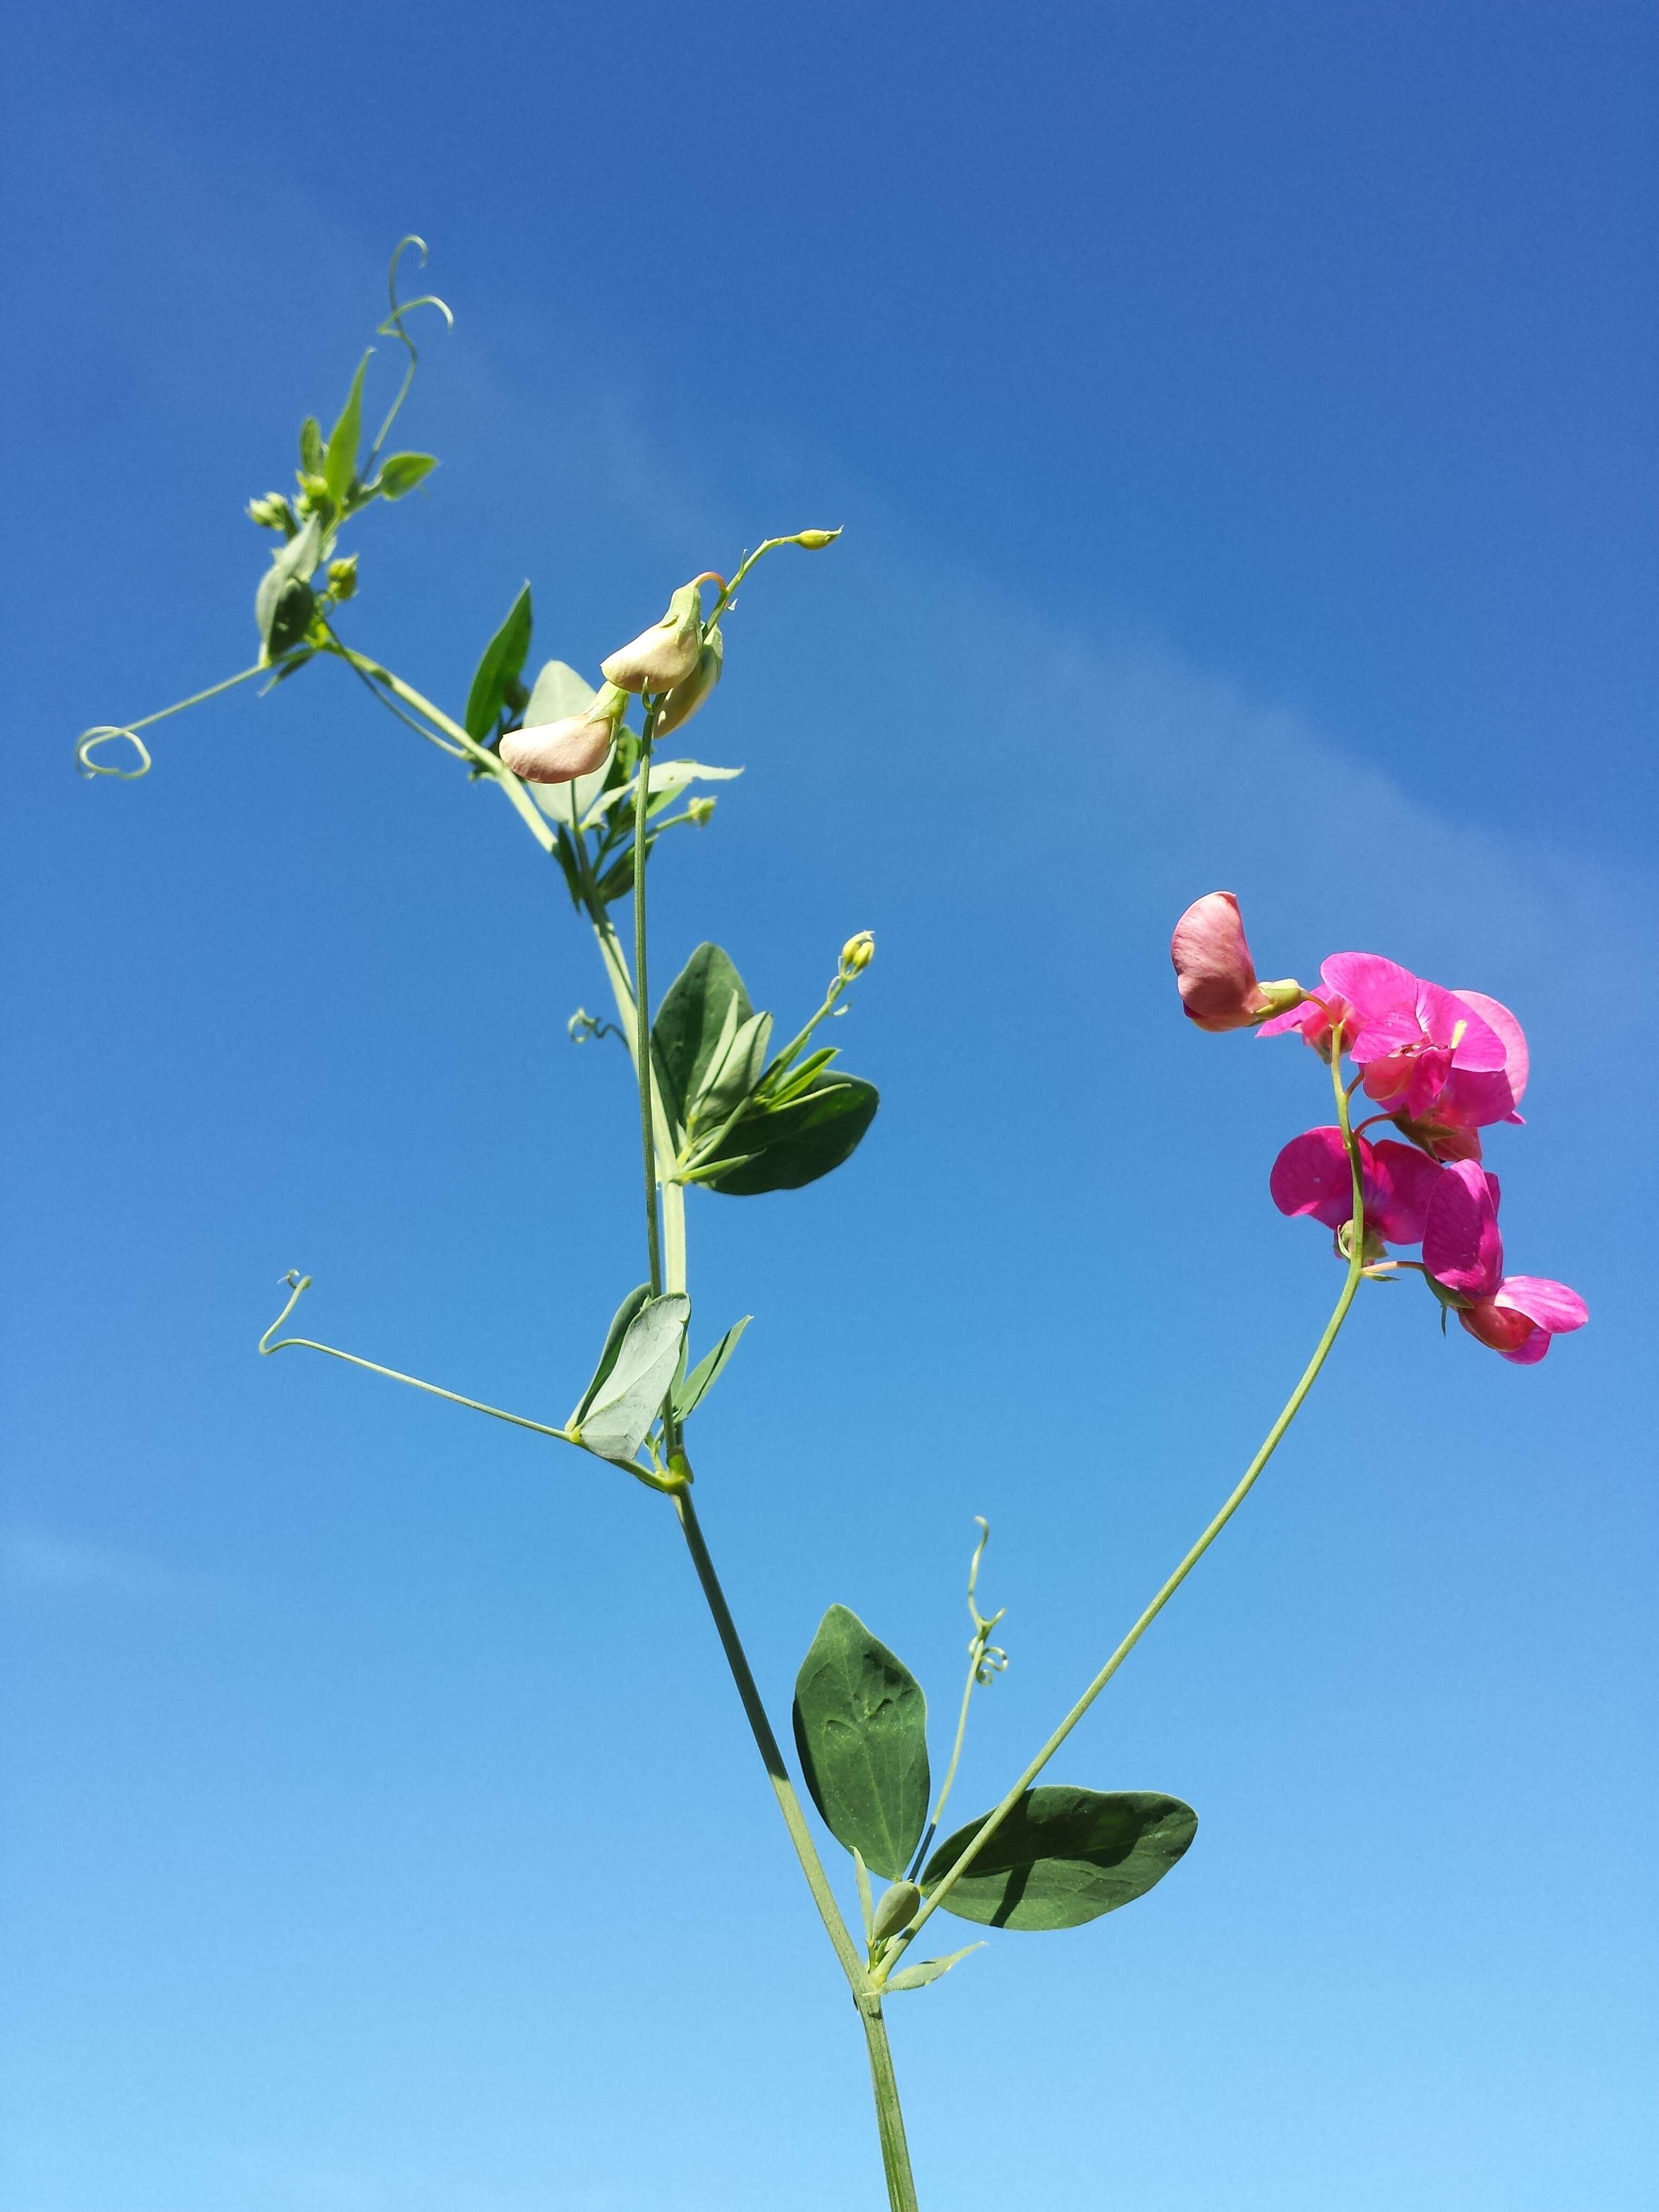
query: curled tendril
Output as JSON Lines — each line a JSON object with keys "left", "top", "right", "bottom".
{"left": 569, "top": 1006, "right": 622, "bottom": 1045}
{"left": 368, "top": 235, "right": 455, "bottom": 468}
{"left": 965, "top": 1514, "right": 1010, "bottom": 1682}
{"left": 77, "top": 726, "right": 153, "bottom": 779}
{"left": 259, "top": 1268, "right": 315, "bottom": 1353}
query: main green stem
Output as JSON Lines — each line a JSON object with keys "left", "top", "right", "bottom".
{"left": 616, "top": 692, "right": 917, "bottom": 2209}
{"left": 885, "top": 1030, "right": 1369, "bottom": 1972}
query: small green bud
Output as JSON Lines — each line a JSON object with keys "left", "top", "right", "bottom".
{"left": 246, "top": 491, "right": 295, "bottom": 534}
{"left": 294, "top": 472, "right": 331, "bottom": 514}
{"left": 839, "top": 930, "right": 875, "bottom": 977}
{"left": 793, "top": 527, "right": 842, "bottom": 550}
{"left": 326, "top": 554, "right": 358, "bottom": 602}
{"left": 871, "top": 1881, "right": 921, "bottom": 1942}
{"left": 687, "top": 796, "right": 717, "bottom": 826}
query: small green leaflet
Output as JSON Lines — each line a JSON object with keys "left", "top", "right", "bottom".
{"left": 921, "top": 1787, "right": 1198, "bottom": 1932}
{"left": 697, "top": 1073, "right": 878, "bottom": 1197}
{"left": 570, "top": 1283, "right": 652, "bottom": 1427}
{"left": 577, "top": 1293, "right": 690, "bottom": 1462}
{"left": 652, "top": 944, "right": 753, "bottom": 1135}
{"left": 324, "top": 352, "right": 371, "bottom": 506}
{"left": 298, "top": 416, "right": 325, "bottom": 475}
{"left": 375, "top": 452, "right": 438, "bottom": 499}
{"left": 670, "top": 1316, "right": 750, "bottom": 1421}
{"left": 464, "top": 585, "right": 534, "bottom": 740}
{"left": 793, "top": 1605, "right": 930, "bottom": 1881}
{"left": 885, "top": 1942, "right": 983, "bottom": 1992}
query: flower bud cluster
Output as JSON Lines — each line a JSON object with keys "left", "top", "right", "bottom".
{"left": 1170, "top": 892, "right": 1587, "bottom": 1366}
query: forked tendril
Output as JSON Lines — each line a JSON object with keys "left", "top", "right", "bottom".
{"left": 257, "top": 1269, "right": 671, "bottom": 1486}
{"left": 368, "top": 235, "right": 454, "bottom": 470}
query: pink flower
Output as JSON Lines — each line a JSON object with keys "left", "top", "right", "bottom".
{"left": 1171, "top": 893, "right": 1304, "bottom": 1033}
{"left": 1259, "top": 952, "right": 1519, "bottom": 1133}
{"left": 499, "top": 711, "right": 615, "bottom": 784}
{"left": 1388, "top": 989, "right": 1528, "bottom": 1161}
{"left": 1271, "top": 1126, "right": 1443, "bottom": 1247}
{"left": 1422, "top": 1160, "right": 1587, "bottom": 1365}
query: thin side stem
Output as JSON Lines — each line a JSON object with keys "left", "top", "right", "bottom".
{"left": 671, "top": 1491, "right": 867, "bottom": 1991}
{"left": 888, "top": 1032, "right": 1367, "bottom": 1972}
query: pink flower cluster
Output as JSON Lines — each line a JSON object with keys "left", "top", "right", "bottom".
{"left": 1171, "top": 893, "right": 1587, "bottom": 1366}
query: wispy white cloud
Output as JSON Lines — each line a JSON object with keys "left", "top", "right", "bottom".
{"left": 0, "top": 1527, "right": 220, "bottom": 1605}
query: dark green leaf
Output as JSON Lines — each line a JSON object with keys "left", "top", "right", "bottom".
{"left": 375, "top": 452, "right": 439, "bottom": 500}
{"left": 570, "top": 1283, "right": 651, "bottom": 1427}
{"left": 464, "top": 585, "right": 534, "bottom": 741}
{"left": 255, "top": 514, "right": 323, "bottom": 657}
{"left": 699, "top": 1074, "right": 878, "bottom": 1197}
{"left": 264, "top": 577, "right": 316, "bottom": 659}
{"left": 324, "top": 351, "right": 371, "bottom": 506}
{"left": 921, "top": 1788, "right": 1197, "bottom": 1932}
{"left": 578, "top": 1293, "right": 690, "bottom": 1462}
{"left": 299, "top": 416, "right": 325, "bottom": 475}
{"left": 793, "top": 1604, "right": 929, "bottom": 1880}
{"left": 670, "top": 1316, "right": 750, "bottom": 1421}
{"left": 651, "top": 944, "right": 753, "bottom": 1133}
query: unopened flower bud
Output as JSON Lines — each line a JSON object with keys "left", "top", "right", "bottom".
{"left": 793, "top": 527, "right": 842, "bottom": 550}
{"left": 687, "top": 796, "right": 716, "bottom": 826}
{"left": 326, "top": 554, "right": 358, "bottom": 602}
{"left": 499, "top": 682, "right": 625, "bottom": 784}
{"left": 871, "top": 1881, "right": 921, "bottom": 1942}
{"left": 1171, "top": 892, "right": 1303, "bottom": 1033}
{"left": 247, "top": 491, "right": 295, "bottom": 533}
{"left": 294, "top": 472, "right": 330, "bottom": 512}
{"left": 840, "top": 930, "right": 875, "bottom": 977}
{"left": 654, "top": 624, "right": 723, "bottom": 736}
{"left": 601, "top": 580, "right": 705, "bottom": 694}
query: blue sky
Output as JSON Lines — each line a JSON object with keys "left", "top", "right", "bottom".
{"left": 3, "top": 5, "right": 1655, "bottom": 2208}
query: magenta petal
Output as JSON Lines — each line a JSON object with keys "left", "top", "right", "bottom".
{"left": 1452, "top": 990, "right": 1529, "bottom": 1104}
{"left": 1432, "top": 1066, "right": 1518, "bottom": 1131}
{"left": 1320, "top": 953, "right": 1418, "bottom": 1019}
{"left": 1270, "top": 1127, "right": 1358, "bottom": 1228}
{"left": 1367, "top": 1140, "right": 1443, "bottom": 1245}
{"left": 1424, "top": 1159, "right": 1504, "bottom": 1296}
{"left": 1416, "top": 981, "right": 1506, "bottom": 1070}
{"left": 1257, "top": 1003, "right": 1317, "bottom": 1039}
{"left": 1499, "top": 1327, "right": 1552, "bottom": 1366}
{"left": 1495, "top": 1276, "right": 1588, "bottom": 1335}
{"left": 1348, "top": 1007, "right": 1424, "bottom": 1061}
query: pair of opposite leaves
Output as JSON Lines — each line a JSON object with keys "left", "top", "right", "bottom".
{"left": 793, "top": 1604, "right": 1198, "bottom": 1935}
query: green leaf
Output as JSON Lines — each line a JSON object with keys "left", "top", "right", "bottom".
{"left": 670, "top": 1315, "right": 750, "bottom": 1421}
{"left": 921, "top": 1788, "right": 1198, "bottom": 1932}
{"left": 375, "top": 452, "right": 439, "bottom": 499}
{"left": 577, "top": 1292, "right": 690, "bottom": 1463}
{"left": 570, "top": 1283, "right": 652, "bottom": 1428}
{"left": 464, "top": 585, "right": 534, "bottom": 741}
{"left": 298, "top": 416, "right": 325, "bottom": 475}
{"left": 255, "top": 513, "right": 323, "bottom": 659}
{"left": 651, "top": 944, "right": 754, "bottom": 1134}
{"left": 520, "top": 661, "right": 617, "bottom": 826}
{"left": 793, "top": 1605, "right": 929, "bottom": 1880}
{"left": 586, "top": 759, "right": 743, "bottom": 825}
{"left": 884, "top": 1942, "right": 984, "bottom": 1992}
{"left": 324, "top": 351, "right": 371, "bottom": 506}
{"left": 698, "top": 1073, "right": 878, "bottom": 1197}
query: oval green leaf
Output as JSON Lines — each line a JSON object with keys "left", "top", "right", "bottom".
{"left": 651, "top": 943, "right": 753, "bottom": 1134}
{"left": 569, "top": 1282, "right": 652, "bottom": 1428}
{"left": 324, "top": 352, "right": 371, "bottom": 505}
{"left": 921, "top": 1787, "right": 1197, "bottom": 1931}
{"left": 376, "top": 452, "right": 439, "bottom": 500}
{"left": 793, "top": 1604, "right": 929, "bottom": 1881}
{"left": 698, "top": 1073, "right": 878, "bottom": 1197}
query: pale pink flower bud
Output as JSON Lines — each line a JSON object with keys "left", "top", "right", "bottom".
{"left": 1171, "top": 892, "right": 1303, "bottom": 1033}
{"left": 498, "top": 682, "right": 625, "bottom": 784}
{"left": 654, "top": 624, "right": 723, "bottom": 736}
{"left": 601, "top": 580, "right": 705, "bottom": 693}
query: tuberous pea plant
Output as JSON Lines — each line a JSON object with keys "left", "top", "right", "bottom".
{"left": 78, "top": 247, "right": 1587, "bottom": 2209}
